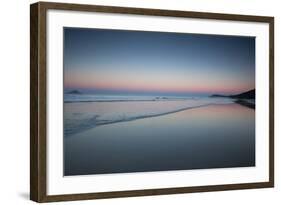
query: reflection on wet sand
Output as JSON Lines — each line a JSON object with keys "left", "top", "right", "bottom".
{"left": 64, "top": 103, "right": 255, "bottom": 176}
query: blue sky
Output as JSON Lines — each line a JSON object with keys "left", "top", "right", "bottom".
{"left": 64, "top": 27, "right": 255, "bottom": 96}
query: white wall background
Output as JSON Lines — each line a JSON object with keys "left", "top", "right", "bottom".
{"left": 0, "top": 0, "right": 279, "bottom": 204}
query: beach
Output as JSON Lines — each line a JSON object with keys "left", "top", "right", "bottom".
{"left": 64, "top": 103, "right": 255, "bottom": 176}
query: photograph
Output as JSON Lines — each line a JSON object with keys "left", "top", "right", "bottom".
{"left": 63, "top": 27, "right": 256, "bottom": 176}
{"left": 30, "top": 2, "right": 274, "bottom": 202}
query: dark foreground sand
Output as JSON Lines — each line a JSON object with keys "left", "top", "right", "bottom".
{"left": 64, "top": 103, "right": 255, "bottom": 176}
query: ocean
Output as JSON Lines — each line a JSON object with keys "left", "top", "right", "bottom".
{"left": 64, "top": 94, "right": 235, "bottom": 137}
{"left": 63, "top": 94, "right": 255, "bottom": 176}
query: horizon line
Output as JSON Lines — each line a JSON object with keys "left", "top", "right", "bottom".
{"left": 64, "top": 87, "right": 255, "bottom": 96}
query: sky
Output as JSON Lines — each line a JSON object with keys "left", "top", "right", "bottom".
{"left": 64, "top": 27, "right": 255, "bottom": 96}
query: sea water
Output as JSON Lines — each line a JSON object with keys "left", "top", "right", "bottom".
{"left": 64, "top": 94, "right": 235, "bottom": 137}
{"left": 64, "top": 100, "right": 255, "bottom": 175}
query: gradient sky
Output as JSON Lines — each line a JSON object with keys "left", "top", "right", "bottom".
{"left": 64, "top": 27, "right": 255, "bottom": 96}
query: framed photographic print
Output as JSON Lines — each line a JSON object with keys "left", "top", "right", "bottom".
{"left": 30, "top": 2, "right": 274, "bottom": 202}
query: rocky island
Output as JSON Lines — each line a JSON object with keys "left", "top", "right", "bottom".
{"left": 66, "top": 90, "right": 82, "bottom": 95}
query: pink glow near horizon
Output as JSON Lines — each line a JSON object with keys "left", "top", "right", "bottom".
{"left": 64, "top": 70, "right": 253, "bottom": 95}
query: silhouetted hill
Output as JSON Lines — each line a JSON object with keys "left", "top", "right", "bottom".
{"left": 210, "top": 89, "right": 255, "bottom": 99}
{"left": 229, "top": 89, "right": 255, "bottom": 99}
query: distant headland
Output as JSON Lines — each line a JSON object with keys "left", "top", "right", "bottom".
{"left": 210, "top": 89, "right": 255, "bottom": 109}
{"left": 210, "top": 89, "right": 255, "bottom": 99}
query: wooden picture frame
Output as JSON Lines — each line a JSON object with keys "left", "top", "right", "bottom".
{"left": 30, "top": 1, "right": 274, "bottom": 202}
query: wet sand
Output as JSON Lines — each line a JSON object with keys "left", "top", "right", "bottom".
{"left": 64, "top": 103, "right": 255, "bottom": 176}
